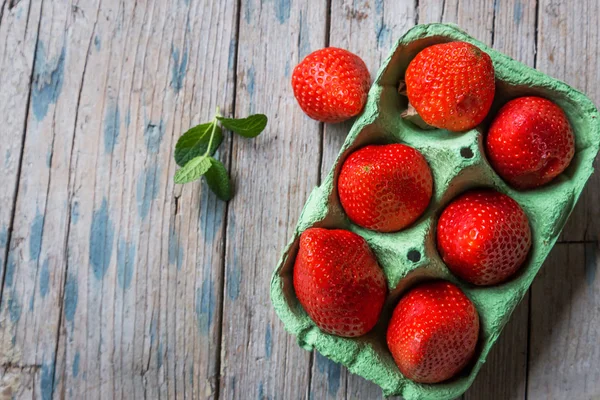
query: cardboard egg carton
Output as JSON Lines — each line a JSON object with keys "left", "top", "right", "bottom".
{"left": 271, "top": 23, "right": 600, "bottom": 399}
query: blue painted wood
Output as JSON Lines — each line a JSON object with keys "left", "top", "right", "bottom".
{"left": 0, "top": 1, "right": 76, "bottom": 399}
{"left": 0, "top": 8, "right": 44, "bottom": 398}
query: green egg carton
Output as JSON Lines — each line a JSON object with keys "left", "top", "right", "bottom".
{"left": 270, "top": 23, "right": 600, "bottom": 399}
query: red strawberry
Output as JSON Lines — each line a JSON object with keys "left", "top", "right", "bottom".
{"left": 436, "top": 190, "right": 532, "bottom": 286}
{"left": 293, "top": 228, "right": 387, "bottom": 337}
{"left": 337, "top": 144, "right": 433, "bottom": 232}
{"left": 387, "top": 281, "right": 479, "bottom": 384}
{"left": 405, "top": 41, "right": 495, "bottom": 132}
{"left": 486, "top": 96, "right": 575, "bottom": 189}
{"left": 292, "top": 47, "right": 371, "bottom": 123}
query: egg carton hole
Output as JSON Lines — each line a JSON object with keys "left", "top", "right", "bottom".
{"left": 460, "top": 147, "right": 474, "bottom": 159}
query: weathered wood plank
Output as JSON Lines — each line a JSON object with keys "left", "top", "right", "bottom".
{"left": 47, "top": 2, "right": 147, "bottom": 397}
{"left": 311, "top": 352, "right": 347, "bottom": 400}
{"left": 219, "top": 1, "right": 328, "bottom": 399}
{"left": 314, "top": 1, "right": 416, "bottom": 398}
{"left": 528, "top": 242, "right": 600, "bottom": 398}
{"left": 537, "top": 0, "right": 600, "bottom": 242}
{"left": 0, "top": 3, "right": 44, "bottom": 395}
{"left": 0, "top": 0, "right": 42, "bottom": 279}
{"left": 163, "top": 2, "right": 237, "bottom": 399}
{"left": 0, "top": 1, "right": 94, "bottom": 399}
{"left": 436, "top": 0, "right": 495, "bottom": 41}
{"left": 417, "top": 0, "right": 444, "bottom": 23}
{"left": 0, "top": 0, "right": 42, "bottom": 286}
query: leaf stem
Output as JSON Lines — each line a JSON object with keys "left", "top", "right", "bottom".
{"left": 204, "top": 107, "right": 221, "bottom": 157}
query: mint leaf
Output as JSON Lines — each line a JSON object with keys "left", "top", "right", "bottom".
{"left": 174, "top": 156, "right": 211, "bottom": 184}
{"left": 174, "top": 122, "right": 223, "bottom": 167}
{"left": 217, "top": 114, "right": 267, "bottom": 138}
{"left": 204, "top": 157, "right": 232, "bottom": 201}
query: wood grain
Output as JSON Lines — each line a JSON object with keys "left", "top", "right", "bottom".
{"left": 0, "top": 1, "right": 97, "bottom": 399}
{"left": 0, "top": 0, "right": 42, "bottom": 286}
{"left": 528, "top": 243, "right": 600, "bottom": 398}
{"left": 219, "top": 1, "right": 327, "bottom": 399}
{"left": 435, "top": 0, "right": 495, "bottom": 40}
{"left": 0, "top": 1, "right": 44, "bottom": 397}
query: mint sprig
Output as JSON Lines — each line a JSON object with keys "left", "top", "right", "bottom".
{"left": 174, "top": 108, "right": 267, "bottom": 201}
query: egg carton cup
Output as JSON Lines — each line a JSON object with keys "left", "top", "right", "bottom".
{"left": 270, "top": 23, "right": 600, "bottom": 400}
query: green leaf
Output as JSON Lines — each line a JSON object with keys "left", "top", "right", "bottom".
{"left": 204, "top": 157, "right": 232, "bottom": 201}
{"left": 174, "top": 122, "right": 223, "bottom": 167}
{"left": 174, "top": 156, "right": 211, "bottom": 184}
{"left": 217, "top": 114, "right": 268, "bottom": 138}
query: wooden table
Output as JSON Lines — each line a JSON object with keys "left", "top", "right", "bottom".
{"left": 1, "top": 0, "right": 598, "bottom": 399}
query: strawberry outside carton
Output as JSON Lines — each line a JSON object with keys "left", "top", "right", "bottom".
{"left": 270, "top": 23, "right": 600, "bottom": 400}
